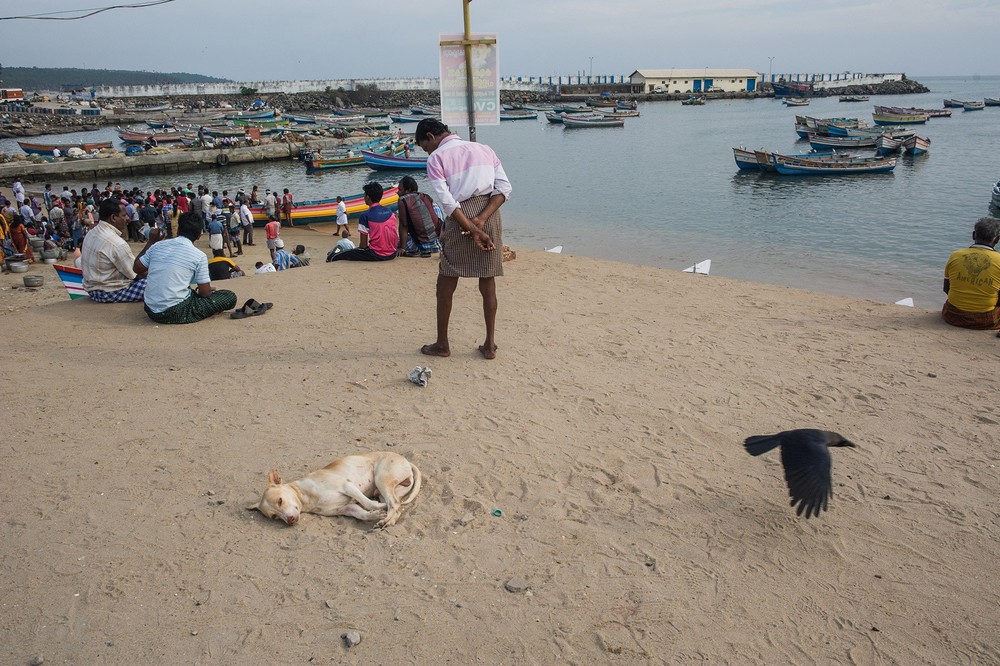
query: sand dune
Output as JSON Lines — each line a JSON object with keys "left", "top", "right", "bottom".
{"left": 1, "top": 227, "right": 998, "bottom": 665}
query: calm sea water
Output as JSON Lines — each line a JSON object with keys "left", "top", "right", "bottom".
{"left": 5, "top": 75, "right": 999, "bottom": 307}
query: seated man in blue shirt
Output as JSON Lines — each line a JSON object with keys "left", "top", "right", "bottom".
{"left": 135, "top": 212, "right": 237, "bottom": 324}
{"left": 272, "top": 238, "right": 300, "bottom": 271}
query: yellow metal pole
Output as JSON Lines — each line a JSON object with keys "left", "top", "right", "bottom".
{"left": 463, "top": 0, "right": 477, "bottom": 142}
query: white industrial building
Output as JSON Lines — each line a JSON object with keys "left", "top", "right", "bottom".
{"left": 629, "top": 69, "right": 760, "bottom": 94}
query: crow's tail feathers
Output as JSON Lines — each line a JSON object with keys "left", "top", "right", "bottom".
{"left": 744, "top": 435, "right": 782, "bottom": 457}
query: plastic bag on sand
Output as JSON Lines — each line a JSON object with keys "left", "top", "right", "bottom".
{"left": 408, "top": 366, "right": 432, "bottom": 387}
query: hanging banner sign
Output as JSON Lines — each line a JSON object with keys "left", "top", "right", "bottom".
{"left": 438, "top": 33, "right": 500, "bottom": 126}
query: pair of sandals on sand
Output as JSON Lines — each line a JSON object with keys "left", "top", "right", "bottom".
{"left": 231, "top": 298, "right": 273, "bottom": 319}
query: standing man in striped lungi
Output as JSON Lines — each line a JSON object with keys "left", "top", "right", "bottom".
{"left": 414, "top": 119, "right": 512, "bottom": 360}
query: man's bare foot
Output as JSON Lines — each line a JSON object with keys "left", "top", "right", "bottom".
{"left": 421, "top": 343, "right": 450, "bottom": 357}
{"left": 478, "top": 344, "right": 497, "bottom": 360}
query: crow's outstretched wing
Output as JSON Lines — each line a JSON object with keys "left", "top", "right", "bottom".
{"left": 779, "top": 431, "right": 833, "bottom": 518}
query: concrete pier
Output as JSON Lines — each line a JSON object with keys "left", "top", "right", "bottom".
{"left": 0, "top": 137, "right": 350, "bottom": 181}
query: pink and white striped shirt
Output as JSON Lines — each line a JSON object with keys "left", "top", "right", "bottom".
{"left": 426, "top": 134, "right": 512, "bottom": 217}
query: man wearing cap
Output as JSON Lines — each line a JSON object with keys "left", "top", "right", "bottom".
{"left": 272, "top": 239, "right": 300, "bottom": 270}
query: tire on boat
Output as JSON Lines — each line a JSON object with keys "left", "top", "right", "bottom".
{"left": 216, "top": 152, "right": 230, "bottom": 167}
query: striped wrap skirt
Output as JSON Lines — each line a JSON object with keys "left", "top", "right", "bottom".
{"left": 941, "top": 300, "right": 1000, "bottom": 330}
{"left": 439, "top": 194, "right": 503, "bottom": 278}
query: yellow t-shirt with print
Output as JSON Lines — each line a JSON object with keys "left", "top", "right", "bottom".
{"left": 945, "top": 246, "right": 1000, "bottom": 312}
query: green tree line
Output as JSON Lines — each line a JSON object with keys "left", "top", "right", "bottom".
{"left": 0, "top": 66, "right": 229, "bottom": 90}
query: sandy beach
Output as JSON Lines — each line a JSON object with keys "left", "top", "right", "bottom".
{"left": 1, "top": 222, "right": 998, "bottom": 665}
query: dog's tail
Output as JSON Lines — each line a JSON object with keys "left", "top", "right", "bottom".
{"left": 400, "top": 463, "right": 422, "bottom": 505}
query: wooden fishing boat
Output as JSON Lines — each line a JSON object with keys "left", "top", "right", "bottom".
{"left": 875, "top": 134, "right": 903, "bottom": 155}
{"left": 963, "top": 101, "right": 985, "bottom": 111}
{"left": 586, "top": 99, "right": 616, "bottom": 108}
{"left": 304, "top": 139, "right": 406, "bottom": 171}
{"left": 117, "top": 129, "right": 196, "bottom": 144}
{"left": 616, "top": 100, "right": 638, "bottom": 110}
{"left": 408, "top": 104, "right": 440, "bottom": 115}
{"left": 545, "top": 112, "right": 565, "bottom": 124}
{"left": 943, "top": 99, "right": 965, "bottom": 108}
{"left": 388, "top": 112, "right": 425, "bottom": 123}
{"left": 499, "top": 110, "right": 537, "bottom": 121}
{"left": 681, "top": 96, "right": 706, "bottom": 106}
{"left": 225, "top": 108, "right": 275, "bottom": 120}
{"left": 561, "top": 114, "right": 625, "bottom": 128}
{"left": 250, "top": 187, "right": 399, "bottom": 225}
{"left": 783, "top": 97, "right": 810, "bottom": 107}
{"left": 18, "top": 140, "right": 113, "bottom": 155}
{"left": 808, "top": 134, "right": 877, "bottom": 150}
{"left": 872, "top": 111, "right": 928, "bottom": 125}
{"left": 876, "top": 105, "right": 951, "bottom": 118}
{"left": 838, "top": 95, "right": 869, "bottom": 103}
{"left": 232, "top": 117, "right": 290, "bottom": 128}
{"left": 901, "top": 135, "right": 931, "bottom": 156}
{"left": 594, "top": 108, "right": 640, "bottom": 118}
{"left": 985, "top": 98, "right": 1000, "bottom": 107}
{"left": 522, "top": 103, "right": 555, "bottom": 112}
{"left": 334, "top": 107, "right": 388, "bottom": 117}
{"left": 361, "top": 150, "right": 428, "bottom": 170}
{"left": 552, "top": 105, "right": 590, "bottom": 114}
{"left": 771, "top": 153, "right": 897, "bottom": 175}
{"left": 734, "top": 147, "right": 866, "bottom": 172}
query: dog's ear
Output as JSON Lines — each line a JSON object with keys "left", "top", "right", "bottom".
{"left": 267, "top": 469, "right": 282, "bottom": 486}
{"left": 244, "top": 500, "right": 261, "bottom": 511}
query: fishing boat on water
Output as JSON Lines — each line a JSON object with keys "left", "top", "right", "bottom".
{"left": 943, "top": 99, "right": 966, "bottom": 108}
{"left": 783, "top": 97, "right": 810, "bottom": 107}
{"left": 250, "top": 187, "right": 399, "bottom": 225}
{"left": 304, "top": 139, "right": 406, "bottom": 171}
{"left": 992, "top": 181, "right": 1000, "bottom": 209}
{"left": 808, "top": 134, "right": 877, "bottom": 150}
{"left": 361, "top": 150, "right": 428, "bottom": 170}
{"left": 985, "top": 98, "right": 1000, "bottom": 107}
{"left": 902, "top": 135, "right": 931, "bottom": 156}
{"left": 872, "top": 111, "right": 929, "bottom": 125}
{"left": 117, "top": 129, "right": 196, "bottom": 144}
{"left": 681, "top": 96, "right": 706, "bottom": 106}
{"left": 499, "top": 109, "right": 537, "bottom": 121}
{"left": 876, "top": 105, "right": 951, "bottom": 118}
{"left": 771, "top": 153, "right": 897, "bottom": 175}
{"left": 561, "top": 114, "right": 625, "bottom": 128}
{"left": 18, "top": 140, "right": 113, "bottom": 155}
{"left": 963, "top": 101, "right": 985, "bottom": 111}
{"left": 838, "top": 95, "right": 869, "bottom": 103}
{"left": 733, "top": 147, "right": 870, "bottom": 172}
{"left": 388, "top": 112, "right": 425, "bottom": 123}
{"left": 875, "top": 134, "right": 903, "bottom": 155}
{"left": 594, "top": 108, "right": 640, "bottom": 118}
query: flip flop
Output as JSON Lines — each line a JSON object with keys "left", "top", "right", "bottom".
{"left": 230, "top": 304, "right": 255, "bottom": 319}
{"left": 252, "top": 302, "right": 273, "bottom": 316}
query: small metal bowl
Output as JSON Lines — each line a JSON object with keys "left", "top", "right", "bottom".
{"left": 23, "top": 274, "right": 44, "bottom": 287}
{"left": 8, "top": 262, "right": 29, "bottom": 273}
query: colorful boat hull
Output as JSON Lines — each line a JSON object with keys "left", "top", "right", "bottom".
{"left": 18, "top": 140, "right": 113, "bottom": 155}
{"left": 53, "top": 264, "right": 87, "bottom": 299}
{"left": 361, "top": 150, "right": 427, "bottom": 170}
{"left": 249, "top": 187, "right": 400, "bottom": 225}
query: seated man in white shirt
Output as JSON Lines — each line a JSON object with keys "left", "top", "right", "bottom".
{"left": 81, "top": 198, "right": 163, "bottom": 302}
{"left": 135, "top": 212, "right": 237, "bottom": 324}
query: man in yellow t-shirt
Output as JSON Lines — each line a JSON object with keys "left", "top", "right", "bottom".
{"left": 943, "top": 217, "right": 1000, "bottom": 329}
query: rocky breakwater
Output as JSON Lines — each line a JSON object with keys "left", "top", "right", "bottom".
{"left": 0, "top": 114, "right": 106, "bottom": 139}
{"left": 812, "top": 77, "right": 930, "bottom": 97}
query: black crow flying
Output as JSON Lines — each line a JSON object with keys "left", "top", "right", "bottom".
{"left": 744, "top": 429, "right": 855, "bottom": 518}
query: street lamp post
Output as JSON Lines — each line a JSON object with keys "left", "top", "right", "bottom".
{"left": 767, "top": 56, "right": 775, "bottom": 83}
{"left": 589, "top": 56, "right": 594, "bottom": 80}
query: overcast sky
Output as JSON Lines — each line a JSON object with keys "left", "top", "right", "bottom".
{"left": 2, "top": 0, "right": 997, "bottom": 82}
